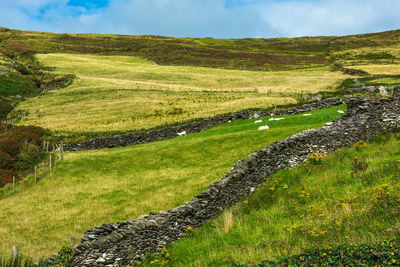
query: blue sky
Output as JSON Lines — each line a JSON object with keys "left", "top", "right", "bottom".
{"left": 0, "top": 0, "right": 399, "bottom": 38}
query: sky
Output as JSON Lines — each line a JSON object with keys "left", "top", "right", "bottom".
{"left": 0, "top": 0, "right": 400, "bottom": 38}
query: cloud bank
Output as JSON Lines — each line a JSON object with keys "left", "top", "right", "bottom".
{"left": 0, "top": 0, "right": 399, "bottom": 38}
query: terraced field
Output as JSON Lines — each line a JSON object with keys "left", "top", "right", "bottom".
{"left": 14, "top": 54, "right": 350, "bottom": 139}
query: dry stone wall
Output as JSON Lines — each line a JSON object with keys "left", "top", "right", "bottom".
{"left": 67, "top": 90, "right": 400, "bottom": 267}
{"left": 64, "top": 97, "right": 346, "bottom": 151}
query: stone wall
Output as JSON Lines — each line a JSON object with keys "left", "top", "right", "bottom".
{"left": 64, "top": 97, "right": 346, "bottom": 152}
{"left": 68, "top": 91, "right": 400, "bottom": 267}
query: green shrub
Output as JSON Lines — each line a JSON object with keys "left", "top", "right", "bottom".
{"left": 0, "top": 98, "right": 13, "bottom": 120}
{"left": 0, "top": 151, "right": 14, "bottom": 169}
{"left": 54, "top": 246, "right": 75, "bottom": 267}
{"left": 15, "top": 143, "right": 41, "bottom": 171}
{"left": 236, "top": 239, "right": 400, "bottom": 266}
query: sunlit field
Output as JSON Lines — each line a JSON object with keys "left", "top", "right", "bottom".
{"left": 14, "top": 54, "right": 350, "bottom": 139}
{"left": 350, "top": 64, "right": 400, "bottom": 75}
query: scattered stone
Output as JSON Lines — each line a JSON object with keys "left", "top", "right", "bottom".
{"left": 379, "top": 86, "right": 389, "bottom": 97}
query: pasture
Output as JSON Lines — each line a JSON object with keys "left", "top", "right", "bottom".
{"left": 0, "top": 105, "right": 345, "bottom": 259}
{"left": 14, "top": 53, "right": 350, "bottom": 139}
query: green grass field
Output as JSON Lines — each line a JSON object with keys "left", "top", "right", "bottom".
{"left": 0, "top": 105, "right": 345, "bottom": 260}
{"left": 14, "top": 54, "right": 350, "bottom": 140}
{"left": 154, "top": 133, "right": 400, "bottom": 266}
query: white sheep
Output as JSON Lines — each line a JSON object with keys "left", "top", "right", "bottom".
{"left": 303, "top": 114, "right": 312, "bottom": 116}
{"left": 255, "top": 120, "right": 263, "bottom": 123}
{"left": 337, "top": 110, "right": 345, "bottom": 114}
{"left": 258, "top": 124, "right": 270, "bottom": 131}
{"left": 177, "top": 131, "right": 187, "bottom": 137}
{"left": 269, "top": 117, "right": 285, "bottom": 121}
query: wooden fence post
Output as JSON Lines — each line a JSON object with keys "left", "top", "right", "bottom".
{"left": 12, "top": 246, "right": 19, "bottom": 263}
{"left": 12, "top": 176, "right": 15, "bottom": 193}
{"left": 60, "top": 142, "right": 64, "bottom": 162}
{"left": 49, "top": 155, "right": 52, "bottom": 170}
{"left": 34, "top": 166, "right": 37, "bottom": 183}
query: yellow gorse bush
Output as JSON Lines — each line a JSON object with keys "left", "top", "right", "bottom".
{"left": 353, "top": 140, "right": 368, "bottom": 149}
{"left": 308, "top": 153, "right": 323, "bottom": 165}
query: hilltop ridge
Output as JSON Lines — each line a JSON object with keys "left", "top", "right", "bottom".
{"left": 1, "top": 27, "right": 400, "bottom": 71}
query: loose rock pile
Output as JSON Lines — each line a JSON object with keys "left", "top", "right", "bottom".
{"left": 68, "top": 90, "right": 400, "bottom": 266}
{"left": 64, "top": 97, "right": 346, "bottom": 152}
{"left": 346, "top": 85, "right": 399, "bottom": 96}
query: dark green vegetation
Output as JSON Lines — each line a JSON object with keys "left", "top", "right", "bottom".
{"left": 0, "top": 125, "right": 45, "bottom": 188}
{"left": 152, "top": 133, "right": 400, "bottom": 266}
{"left": 237, "top": 239, "right": 400, "bottom": 266}
{"left": 1, "top": 27, "right": 400, "bottom": 71}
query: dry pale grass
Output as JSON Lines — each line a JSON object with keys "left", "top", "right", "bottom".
{"left": 350, "top": 64, "right": 400, "bottom": 75}
{"left": 14, "top": 53, "right": 350, "bottom": 137}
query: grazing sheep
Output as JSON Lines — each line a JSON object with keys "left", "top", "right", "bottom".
{"left": 177, "top": 131, "right": 187, "bottom": 137}
{"left": 269, "top": 117, "right": 285, "bottom": 121}
{"left": 337, "top": 110, "right": 345, "bottom": 114}
{"left": 303, "top": 114, "right": 312, "bottom": 116}
{"left": 255, "top": 120, "right": 263, "bottom": 123}
{"left": 258, "top": 124, "right": 270, "bottom": 131}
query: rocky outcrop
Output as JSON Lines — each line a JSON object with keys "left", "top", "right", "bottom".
{"left": 64, "top": 97, "right": 346, "bottom": 152}
{"left": 69, "top": 90, "right": 400, "bottom": 267}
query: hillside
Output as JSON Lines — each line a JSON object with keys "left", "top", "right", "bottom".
{"left": 0, "top": 105, "right": 344, "bottom": 259}
{"left": 161, "top": 133, "right": 400, "bottom": 266}
{"left": 0, "top": 27, "right": 399, "bottom": 266}
{"left": 1, "top": 27, "right": 400, "bottom": 71}
{"left": 14, "top": 53, "right": 349, "bottom": 140}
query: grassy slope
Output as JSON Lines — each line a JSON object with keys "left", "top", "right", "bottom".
{"left": 0, "top": 105, "right": 345, "bottom": 259}
{"left": 13, "top": 53, "right": 350, "bottom": 139}
{"left": 159, "top": 134, "right": 400, "bottom": 266}
{"left": 1, "top": 27, "right": 400, "bottom": 71}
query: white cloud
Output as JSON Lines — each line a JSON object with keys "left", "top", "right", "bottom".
{"left": 0, "top": 0, "right": 399, "bottom": 38}
{"left": 261, "top": 0, "right": 400, "bottom": 37}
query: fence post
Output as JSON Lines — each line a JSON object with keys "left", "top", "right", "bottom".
{"left": 49, "top": 155, "right": 52, "bottom": 170}
{"left": 12, "top": 246, "right": 19, "bottom": 263}
{"left": 71, "top": 236, "right": 76, "bottom": 247}
{"left": 34, "top": 166, "right": 37, "bottom": 183}
{"left": 60, "top": 142, "right": 64, "bottom": 162}
{"left": 12, "top": 176, "right": 15, "bottom": 193}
